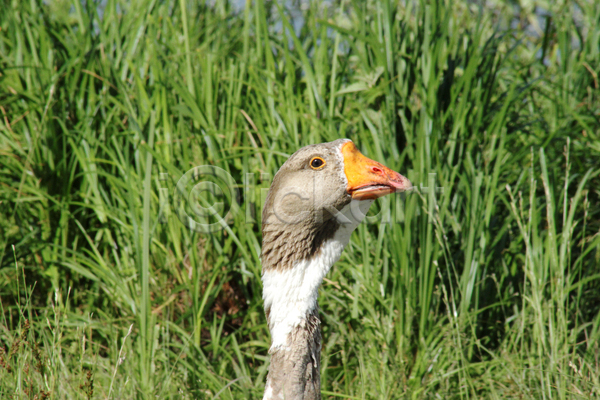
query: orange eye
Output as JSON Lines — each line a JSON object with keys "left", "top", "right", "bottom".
{"left": 309, "top": 157, "right": 326, "bottom": 170}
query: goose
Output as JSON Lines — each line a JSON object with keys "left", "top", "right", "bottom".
{"left": 261, "top": 139, "right": 411, "bottom": 400}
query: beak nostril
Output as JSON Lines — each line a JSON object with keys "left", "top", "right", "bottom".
{"left": 371, "top": 166, "right": 384, "bottom": 176}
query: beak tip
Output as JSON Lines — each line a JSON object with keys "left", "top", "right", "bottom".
{"left": 390, "top": 174, "right": 412, "bottom": 193}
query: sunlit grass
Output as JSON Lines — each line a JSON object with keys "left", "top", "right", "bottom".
{"left": 1, "top": 0, "right": 599, "bottom": 398}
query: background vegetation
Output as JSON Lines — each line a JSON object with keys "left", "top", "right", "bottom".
{"left": 1, "top": 0, "right": 599, "bottom": 398}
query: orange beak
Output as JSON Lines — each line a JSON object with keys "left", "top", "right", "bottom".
{"left": 341, "top": 141, "right": 412, "bottom": 200}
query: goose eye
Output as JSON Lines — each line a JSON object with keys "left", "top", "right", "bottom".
{"left": 309, "top": 157, "right": 326, "bottom": 170}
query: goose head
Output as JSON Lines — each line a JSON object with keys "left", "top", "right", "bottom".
{"left": 264, "top": 138, "right": 409, "bottom": 227}
{"left": 261, "top": 138, "right": 411, "bottom": 400}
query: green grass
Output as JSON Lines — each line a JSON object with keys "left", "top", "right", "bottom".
{"left": 1, "top": 0, "right": 599, "bottom": 398}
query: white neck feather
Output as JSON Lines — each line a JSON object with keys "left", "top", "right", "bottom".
{"left": 262, "top": 199, "right": 373, "bottom": 351}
